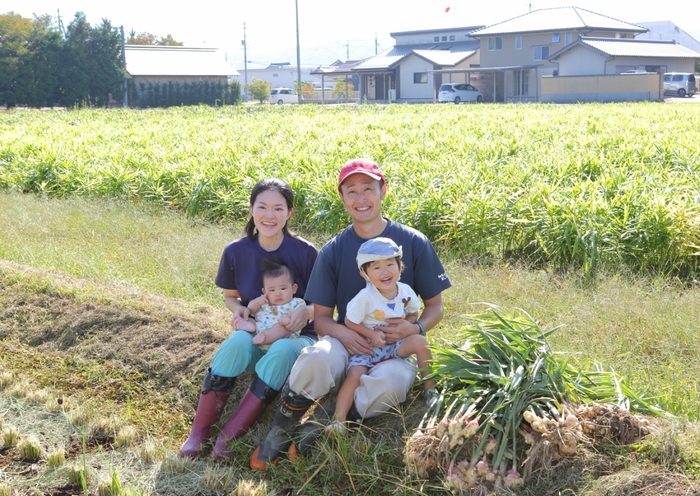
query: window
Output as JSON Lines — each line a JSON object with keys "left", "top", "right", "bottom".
{"left": 488, "top": 37, "right": 503, "bottom": 51}
{"left": 515, "top": 35, "right": 522, "bottom": 50}
{"left": 442, "top": 36, "right": 447, "bottom": 41}
{"left": 434, "top": 36, "right": 440, "bottom": 42}
{"left": 273, "top": 73, "right": 278, "bottom": 77}
{"left": 413, "top": 72, "right": 428, "bottom": 84}
{"left": 565, "top": 32, "right": 572, "bottom": 45}
{"left": 449, "top": 35, "right": 455, "bottom": 41}
{"left": 534, "top": 45, "right": 550, "bottom": 60}
{"left": 513, "top": 70, "right": 529, "bottom": 95}
{"left": 552, "top": 33, "right": 560, "bottom": 43}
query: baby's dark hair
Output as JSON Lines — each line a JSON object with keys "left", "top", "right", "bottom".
{"left": 360, "top": 256, "right": 404, "bottom": 274}
{"left": 261, "top": 256, "right": 296, "bottom": 285}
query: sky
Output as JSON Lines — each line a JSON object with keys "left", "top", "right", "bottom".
{"left": 9, "top": 0, "right": 700, "bottom": 70}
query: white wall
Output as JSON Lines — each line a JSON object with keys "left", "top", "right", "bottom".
{"left": 398, "top": 56, "right": 436, "bottom": 101}
{"left": 557, "top": 45, "right": 607, "bottom": 75}
{"left": 235, "top": 67, "right": 324, "bottom": 89}
{"left": 636, "top": 21, "right": 700, "bottom": 53}
{"left": 393, "top": 29, "right": 476, "bottom": 46}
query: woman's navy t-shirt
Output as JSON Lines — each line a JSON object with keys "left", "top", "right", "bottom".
{"left": 215, "top": 234, "right": 318, "bottom": 339}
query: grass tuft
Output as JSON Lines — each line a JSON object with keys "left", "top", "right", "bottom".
{"left": 2, "top": 426, "right": 19, "bottom": 448}
{"left": 97, "top": 469, "right": 125, "bottom": 496}
{"left": 235, "top": 479, "right": 269, "bottom": 496}
{"left": 115, "top": 425, "right": 138, "bottom": 448}
{"left": 0, "top": 372, "right": 14, "bottom": 390}
{"left": 161, "top": 455, "right": 193, "bottom": 475}
{"left": 202, "top": 465, "right": 236, "bottom": 493}
{"left": 17, "top": 436, "right": 41, "bottom": 461}
{"left": 46, "top": 447, "right": 66, "bottom": 468}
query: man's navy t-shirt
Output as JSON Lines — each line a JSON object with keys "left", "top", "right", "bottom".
{"left": 305, "top": 219, "right": 451, "bottom": 323}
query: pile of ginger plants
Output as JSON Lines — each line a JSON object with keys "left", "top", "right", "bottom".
{"left": 404, "top": 305, "right": 663, "bottom": 494}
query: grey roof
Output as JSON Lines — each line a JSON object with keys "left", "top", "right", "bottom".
{"left": 550, "top": 37, "right": 700, "bottom": 59}
{"left": 389, "top": 25, "right": 485, "bottom": 37}
{"left": 386, "top": 39, "right": 480, "bottom": 56}
{"left": 125, "top": 45, "right": 238, "bottom": 77}
{"left": 471, "top": 6, "right": 647, "bottom": 37}
{"left": 413, "top": 49, "right": 476, "bottom": 66}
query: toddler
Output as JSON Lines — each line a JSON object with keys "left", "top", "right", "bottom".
{"left": 234, "top": 258, "right": 306, "bottom": 351}
{"left": 329, "top": 237, "right": 436, "bottom": 431}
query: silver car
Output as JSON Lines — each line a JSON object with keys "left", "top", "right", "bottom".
{"left": 663, "top": 73, "right": 696, "bottom": 97}
{"left": 438, "top": 83, "right": 483, "bottom": 104}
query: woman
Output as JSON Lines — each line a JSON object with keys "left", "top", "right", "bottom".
{"left": 179, "top": 178, "right": 318, "bottom": 459}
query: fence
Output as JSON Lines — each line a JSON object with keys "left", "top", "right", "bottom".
{"left": 305, "top": 89, "right": 361, "bottom": 104}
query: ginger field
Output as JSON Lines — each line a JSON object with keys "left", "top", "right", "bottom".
{"left": 1, "top": 103, "right": 699, "bottom": 276}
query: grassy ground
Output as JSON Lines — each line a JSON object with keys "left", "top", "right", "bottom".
{"left": 1, "top": 191, "right": 699, "bottom": 495}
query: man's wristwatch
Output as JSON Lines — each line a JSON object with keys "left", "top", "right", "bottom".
{"left": 415, "top": 321, "right": 426, "bottom": 336}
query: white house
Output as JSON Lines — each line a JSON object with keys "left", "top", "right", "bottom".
{"left": 635, "top": 21, "right": 700, "bottom": 54}
{"left": 549, "top": 37, "right": 700, "bottom": 76}
{"left": 236, "top": 62, "right": 333, "bottom": 90}
{"left": 352, "top": 26, "right": 482, "bottom": 103}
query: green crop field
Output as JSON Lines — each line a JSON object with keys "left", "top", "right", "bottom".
{"left": 1, "top": 103, "right": 699, "bottom": 276}
{"left": 1, "top": 104, "right": 700, "bottom": 495}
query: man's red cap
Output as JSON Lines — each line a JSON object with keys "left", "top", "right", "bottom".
{"left": 337, "top": 159, "right": 386, "bottom": 192}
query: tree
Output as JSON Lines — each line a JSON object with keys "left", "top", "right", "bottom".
{"left": 0, "top": 12, "right": 33, "bottom": 107}
{"left": 246, "top": 78, "right": 270, "bottom": 103}
{"left": 21, "top": 15, "right": 63, "bottom": 108}
{"left": 295, "top": 80, "right": 314, "bottom": 100}
{"left": 333, "top": 77, "right": 354, "bottom": 100}
{"left": 127, "top": 30, "right": 183, "bottom": 46}
{"left": 87, "top": 18, "right": 126, "bottom": 106}
{"left": 61, "top": 12, "right": 92, "bottom": 106}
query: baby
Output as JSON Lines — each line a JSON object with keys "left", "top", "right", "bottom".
{"left": 234, "top": 258, "right": 305, "bottom": 351}
{"left": 329, "top": 237, "right": 436, "bottom": 431}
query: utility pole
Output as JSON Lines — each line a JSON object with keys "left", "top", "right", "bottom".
{"left": 242, "top": 23, "right": 248, "bottom": 101}
{"left": 120, "top": 26, "right": 128, "bottom": 107}
{"left": 57, "top": 9, "right": 65, "bottom": 37}
{"left": 375, "top": 33, "right": 378, "bottom": 55}
{"left": 346, "top": 41, "right": 350, "bottom": 60}
{"left": 295, "top": 0, "right": 302, "bottom": 103}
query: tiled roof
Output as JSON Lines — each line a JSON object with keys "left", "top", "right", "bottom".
{"left": 577, "top": 37, "right": 700, "bottom": 58}
{"left": 471, "top": 7, "right": 647, "bottom": 36}
{"left": 413, "top": 50, "right": 476, "bottom": 66}
{"left": 125, "top": 46, "right": 237, "bottom": 77}
{"left": 353, "top": 55, "right": 407, "bottom": 71}
{"left": 550, "top": 37, "right": 700, "bottom": 59}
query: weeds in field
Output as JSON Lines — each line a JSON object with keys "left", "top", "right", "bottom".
{"left": 1, "top": 105, "right": 698, "bottom": 276}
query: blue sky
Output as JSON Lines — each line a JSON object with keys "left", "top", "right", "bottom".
{"left": 9, "top": 1, "right": 700, "bottom": 69}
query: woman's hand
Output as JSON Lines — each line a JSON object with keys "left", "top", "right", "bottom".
{"left": 283, "top": 304, "right": 309, "bottom": 333}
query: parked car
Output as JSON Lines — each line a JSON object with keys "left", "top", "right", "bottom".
{"left": 663, "top": 73, "right": 696, "bottom": 97}
{"left": 438, "top": 83, "right": 483, "bottom": 104}
{"left": 269, "top": 88, "right": 303, "bottom": 104}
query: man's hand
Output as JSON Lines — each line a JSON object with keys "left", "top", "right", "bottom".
{"left": 382, "top": 318, "right": 417, "bottom": 343}
{"left": 283, "top": 304, "right": 309, "bottom": 333}
{"left": 336, "top": 326, "right": 374, "bottom": 355}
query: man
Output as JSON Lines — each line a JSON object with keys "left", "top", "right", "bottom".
{"left": 251, "top": 158, "right": 451, "bottom": 470}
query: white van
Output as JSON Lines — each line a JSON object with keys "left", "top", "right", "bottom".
{"left": 269, "top": 88, "right": 302, "bottom": 104}
{"left": 663, "top": 73, "right": 696, "bottom": 97}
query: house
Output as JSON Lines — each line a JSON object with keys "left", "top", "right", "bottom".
{"left": 635, "top": 21, "right": 700, "bottom": 54}
{"left": 125, "top": 45, "right": 238, "bottom": 106}
{"left": 237, "top": 62, "right": 342, "bottom": 91}
{"left": 351, "top": 26, "right": 482, "bottom": 103}
{"left": 469, "top": 7, "right": 648, "bottom": 101}
{"left": 549, "top": 37, "right": 700, "bottom": 76}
